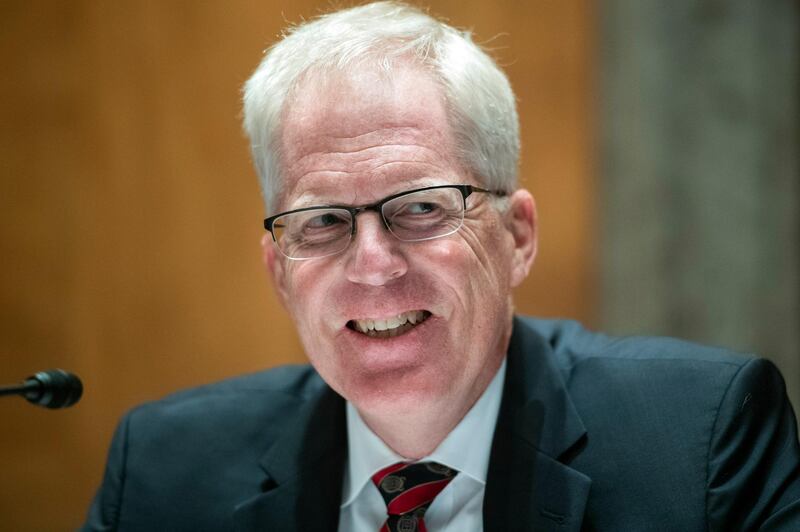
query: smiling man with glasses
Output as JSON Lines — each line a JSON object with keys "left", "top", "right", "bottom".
{"left": 83, "top": 2, "right": 800, "bottom": 531}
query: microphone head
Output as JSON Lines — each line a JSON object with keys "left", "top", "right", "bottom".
{"left": 25, "top": 369, "right": 83, "bottom": 409}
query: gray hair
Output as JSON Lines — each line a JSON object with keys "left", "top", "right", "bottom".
{"left": 242, "top": 1, "right": 519, "bottom": 213}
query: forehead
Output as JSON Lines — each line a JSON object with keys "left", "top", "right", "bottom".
{"left": 278, "top": 64, "right": 462, "bottom": 208}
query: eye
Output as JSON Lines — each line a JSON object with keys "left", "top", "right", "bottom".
{"left": 305, "top": 211, "right": 349, "bottom": 229}
{"left": 395, "top": 200, "right": 443, "bottom": 217}
{"left": 404, "top": 202, "right": 439, "bottom": 215}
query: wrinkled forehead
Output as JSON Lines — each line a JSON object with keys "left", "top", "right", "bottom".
{"left": 282, "top": 62, "right": 451, "bottom": 146}
{"left": 276, "top": 63, "right": 462, "bottom": 207}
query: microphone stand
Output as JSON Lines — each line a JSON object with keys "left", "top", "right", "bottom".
{"left": 0, "top": 380, "right": 39, "bottom": 398}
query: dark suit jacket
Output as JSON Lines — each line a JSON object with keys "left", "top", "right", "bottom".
{"left": 82, "top": 317, "right": 800, "bottom": 531}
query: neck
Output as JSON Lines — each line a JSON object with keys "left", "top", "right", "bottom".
{"left": 361, "top": 410, "right": 457, "bottom": 460}
{"left": 359, "top": 354, "right": 505, "bottom": 460}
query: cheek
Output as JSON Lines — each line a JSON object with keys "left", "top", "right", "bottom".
{"left": 282, "top": 262, "right": 335, "bottom": 324}
{"left": 432, "top": 227, "right": 512, "bottom": 280}
{"left": 418, "top": 240, "right": 473, "bottom": 287}
{"left": 420, "top": 236, "right": 510, "bottom": 311}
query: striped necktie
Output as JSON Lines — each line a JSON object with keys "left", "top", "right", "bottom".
{"left": 372, "top": 461, "right": 458, "bottom": 532}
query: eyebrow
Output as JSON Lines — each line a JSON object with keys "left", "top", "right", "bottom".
{"left": 288, "top": 192, "right": 333, "bottom": 210}
{"left": 286, "top": 177, "right": 449, "bottom": 210}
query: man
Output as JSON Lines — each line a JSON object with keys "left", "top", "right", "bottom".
{"left": 83, "top": 2, "right": 800, "bottom": 531}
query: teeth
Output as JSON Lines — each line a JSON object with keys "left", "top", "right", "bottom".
{"left": 351, "top": 310, "right": 427, "bottom": 336}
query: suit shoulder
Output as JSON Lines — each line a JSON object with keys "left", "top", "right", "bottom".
{"left": 163, "top": 364, "right": 324, "bottom": 400}
{"left": 125, "top": 364, "right": 325, "bottom": 428}
{"left": 517, "top": 315, "right": 754, "bottom": 371}
{"left": 523, "top": 319, "right": 800, "bottom": 529}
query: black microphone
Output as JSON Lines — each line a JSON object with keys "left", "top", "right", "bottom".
{"left": 0, "top": 369, "right": 83, "bottom": 409}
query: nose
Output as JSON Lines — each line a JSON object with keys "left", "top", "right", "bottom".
{"left": 344, "top": 211, "right": 408, "bottom": 286}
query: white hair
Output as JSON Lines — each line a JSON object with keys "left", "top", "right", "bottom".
{"left": 242, "top": 1, "right": 519, "bottom": 213}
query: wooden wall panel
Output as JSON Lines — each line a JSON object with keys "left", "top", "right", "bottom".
{"left": 0, "top": 1, "right": 594, "bottom": 528}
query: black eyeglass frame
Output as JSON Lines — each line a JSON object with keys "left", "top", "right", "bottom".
{"left": 263, "top": 184, "right": 505, "bottom": 238}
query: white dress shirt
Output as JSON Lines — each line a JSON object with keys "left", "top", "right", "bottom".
{"left": 338, "top": 358, "right": 507, "bottom": 532}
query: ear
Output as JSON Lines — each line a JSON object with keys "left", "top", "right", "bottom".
{"left": 505, "top": 189, "right": 538, "bottom": 288}
{"left": 261, "top": 233, "right": 290, "bottom": 307}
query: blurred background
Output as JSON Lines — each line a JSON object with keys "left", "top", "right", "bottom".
{"left": 0, "top": 0, "right": 796, "bottom": 529}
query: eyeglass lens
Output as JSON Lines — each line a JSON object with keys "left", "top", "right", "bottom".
{"left": 271, "top": 187, "right": 466, "bottom": 259}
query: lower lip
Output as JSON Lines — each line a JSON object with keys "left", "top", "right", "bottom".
{"left": 342, "top": 316, "right": 434, "bottom": 361}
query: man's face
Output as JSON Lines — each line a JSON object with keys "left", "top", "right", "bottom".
{"left": 263, "top": 64, "right": 535, "bottom": 424}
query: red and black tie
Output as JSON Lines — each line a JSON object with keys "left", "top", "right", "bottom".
{"left": 372, "top": 461, "right": 458, "bottom": 532}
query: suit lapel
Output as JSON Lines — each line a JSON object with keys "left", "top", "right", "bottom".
{"left": 233, "top": 385, "right": 347, "bottom": 532}
{"left": 484, "top": 317, "right": 591, "bottom": 532}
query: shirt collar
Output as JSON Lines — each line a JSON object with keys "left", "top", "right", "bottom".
{"left": 341, "top": 358, "right": 507, "bottom": 507}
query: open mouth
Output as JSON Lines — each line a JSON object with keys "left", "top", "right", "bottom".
{"left": 347, "top": 310, "right": 432, "bottom": 338}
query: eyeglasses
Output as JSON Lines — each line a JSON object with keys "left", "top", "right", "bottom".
{"left": 264, "top": 184, "right": 505, "bottom": 260}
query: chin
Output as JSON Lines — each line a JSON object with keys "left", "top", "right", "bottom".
{"left": 341, "top": 366, "right": 448, "bottom": 414}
